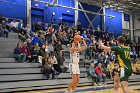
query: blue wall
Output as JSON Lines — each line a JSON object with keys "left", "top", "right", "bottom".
{"left": 105, "top": 8, "right": 122, "bottom": 37}
{"left": 0, "top": 0, "right": 26, "bottom": 23}
{"left": 31, "top": 1, "right": 103, "bottom": 28}
{"left": 78, "top": 2, "right": 102, "bottom": 30}
{"left": 31, "top": 0, "right": 75, "bottom": 26}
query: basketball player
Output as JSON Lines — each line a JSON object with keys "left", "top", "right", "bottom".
{"left": 99, "top": 36, "right": 132, "bottom": 93}
{"left": 64, "top": 39, "right": 87, "bottom": 93}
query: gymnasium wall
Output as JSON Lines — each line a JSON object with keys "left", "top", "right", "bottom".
{"left": 0, "top": 0, "right": 26, "bottom": 23}
{"left": 78, "top": 2, "right": 102, "bottom": 30}
{"left": 31, "top": 0, "right": 75, "bottom": 26}
{"left": 133, "top": 14, "right": 140, "bottom": 36}
{"left": 105, "top": 8, "right": 122, "bottom": 37}
{"left": 31, "top": 0, "right": 102, "bottom": 28}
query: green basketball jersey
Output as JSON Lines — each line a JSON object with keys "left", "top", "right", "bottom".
{"left": 111, "top": 46, "right": 132, "bottom": 69}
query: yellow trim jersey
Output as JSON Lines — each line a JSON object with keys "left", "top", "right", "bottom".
{"left": 111, "top": 46, "right": 132, "bottom": 69}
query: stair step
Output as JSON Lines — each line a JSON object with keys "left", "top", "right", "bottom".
{"left": 0, "top": 53, "right": 13, "bottom": 58}
{"left": 0, "top": 82, "right": 92, "bottom": 93}
{"left": 0, "top": 38, "right": 19, "bottom": 42}
{"left": 0, "top": 78, "right": 91, "bottom": 90}
{"left": 0, "top": 58, "right": 15, "bottom": 62}
{"left": 0, "top": 73, "right": 85, "bottom": 82}
{"left": 0, "top": 63, "right": 41, "bottom": 68}
{"left": 0, "top": 68, "right": 86, "bottom": 75}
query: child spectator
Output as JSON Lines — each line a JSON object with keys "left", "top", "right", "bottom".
{"left": 107, "top": 60, "right": 114, "bottom": 79}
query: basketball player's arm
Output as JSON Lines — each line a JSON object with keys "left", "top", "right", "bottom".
{"left": 79, "top": 39, "right": 87, "bottom": 51}
{"left": 100, "top": 41, "right": 119, "bottom": 53}
{"left": 99, "top": 41, "right": 111, "bottom": 51}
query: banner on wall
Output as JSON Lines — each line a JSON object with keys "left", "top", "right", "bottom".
{"left": 124, "top": 14, "right": 130, "bottom": 22}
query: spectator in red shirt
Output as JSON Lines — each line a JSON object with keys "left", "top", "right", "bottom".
{"left": 22, "top": 42, "right": 31, "bottom": 63}
{"left": 95, "top": 63, "right": 106, "bottom": 84}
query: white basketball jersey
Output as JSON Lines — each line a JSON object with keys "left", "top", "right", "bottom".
{"left": 70, "top": 51, "right": 80, "bottom": 64}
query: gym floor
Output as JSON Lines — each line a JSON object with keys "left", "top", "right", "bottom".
{"left": 17, "top": 82, "right": 140, "bottom": 93}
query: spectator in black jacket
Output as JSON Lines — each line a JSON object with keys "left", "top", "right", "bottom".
{"left": 39, "top": 44, "right": 46, "bottom": 57}
{"left": 13, "top": 43, "right": 23, "bottom": 63}
{"left": 56, "top": 50, "right": 68, "bottom": 73}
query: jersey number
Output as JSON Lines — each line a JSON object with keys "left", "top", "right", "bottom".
{"left": 124, "top": 51, "right": 130, "bottom": 59}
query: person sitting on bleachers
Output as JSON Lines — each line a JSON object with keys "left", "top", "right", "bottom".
{"left": 130, "top": 47, "right": 137, "bottom": 59}
{"left": 62, "top": 31, "right": 69, "bottom": 46}
{"left": 5, "top": 18, "right": 10, "bottom": 32}
{"left": 31, "top": 33, "right": 40, "bottom": 46}
{"left": 13, "top": 43, "right": 25, "bottom": 63}
{"left": 48, "top": 42, "right": 54, "bottom": 55}
{"left": 56, "top": 50, "right": 68, "bottom": 73}
{"left": 18, "top": 28, "right": 27, "bottom": 42}
{"left": 39, "top": 44, "right": 46, "bottom": 57}
{"left": 54, "top": 40, "right": 63, "bottom": 55}
{"left": 10, "top": 19, "right": 18, "bottom": 32}
{"left": 22, "top": 42, "right": 31, "bottom": 63}
{"left": 32, "top": 42, "right": 40, "bottom": 62}
{"left": 42, "top": 53, "right": 55, "bottom": 79}
{"left": 45, "top": 41, "right": 49, "bottom": 53}
{"left": 95, "top": 63, "right": 106, "bottom": 85}
{"left": 88, "top": 62, "right": 98, "bottom": 86}
{"left": 0, "top": 24, "right": 2, "bottom": 37}
{"left": 107, "top": 59, "right": 114, "bottom": 79}
{"left": 18, "top": 20, "right": 23, "bottom": 31}
{"left": 1, "top": 20, "right": 9, "bottom": 38}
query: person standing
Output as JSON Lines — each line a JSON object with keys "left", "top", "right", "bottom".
{"left": 99, "top": 36, "right": 132, "bottom": 93}
{"left": 64, "top": 39, "right": 87, "bottom": 93}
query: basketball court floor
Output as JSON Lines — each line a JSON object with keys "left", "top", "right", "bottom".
{"left": 17, "top": 82, "right": 140, "bottom": 93}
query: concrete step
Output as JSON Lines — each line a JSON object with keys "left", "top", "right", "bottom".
{"left": 0, "top": 63, "right": 41, "bottom": 68}
{"left": 0, "top": 68, "right": 86, "bottom": 75}
{"left": 0, "top": 82, "right": 92, "bottom": 93}
{"left": 0, "top": 53, "right": 13, "bottom": 58}
{"left": 0, "top": 38, "right": 19, "bottom": 43}
{"left": 8, "top": 32, "right": 18, "bottom": 39}
{"left": 0, "top": 73, "right": 85, "bottom": 82}
{"left": 0, "top": 78, "right": 92, "bottom": 90}
{"left": 0, "top": 48, "right": 15, "bottom": 53}
{"left": 0, "top": 58, "right": 15, "bottom": 63}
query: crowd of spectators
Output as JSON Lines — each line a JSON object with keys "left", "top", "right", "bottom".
{"left": 9, "top": 19, "right": 139, "bottom": 81}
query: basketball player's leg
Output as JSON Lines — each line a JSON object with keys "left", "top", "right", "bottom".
{"left": 67, "top": 74, "right": 77, "bottom": 91}
{"left": 114, "top": 75, "right": 120, "bottom": 93}
{"left": 72, "top": 75, "right": 80, "bottom": 90}
{"left": 120, "top": 68, "right": 132, "bottom": 93}
{"left": 121, "top": 81, "right": 130, "bottom": 93}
